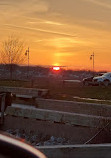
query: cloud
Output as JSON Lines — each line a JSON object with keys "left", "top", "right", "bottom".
{"left": 0, "top": 3, "right": 10, "bottom": 5}
{"left": 84, "top": 0, "right": 111, "bottom": 9}
{"left": 18, "top": 0, "right": 49, "bottom": 14}
{"left": 0, "top": 0, "right": 12, "bottom": 8}
{"left": 4, "top": 24, "right": 76, "bottom": 37}
{"left": 46, "top": 37, "right": 87, "bottom": 48}
{"left": 27, "top": 17, "right": 64, "bottom": 26}
{"left": 0, "top": 0, "right": 50, "bottom": 17}
{"left": 43, "top": 21, "right": 63, "bottom": 26}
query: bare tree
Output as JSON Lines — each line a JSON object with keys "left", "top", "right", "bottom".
{"left": 1, "top": 35, "right": 26, "bottom": 80}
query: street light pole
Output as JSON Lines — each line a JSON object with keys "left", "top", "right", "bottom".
{"left": 90, "top": 52, "right": 95, "bottom": 76}
{"left": 25, "top": 47, "right": 29, "bottom": 78}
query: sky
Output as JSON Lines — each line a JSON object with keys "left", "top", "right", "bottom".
{"left": 0, "top": 0, "right": 111, "bottom": 71}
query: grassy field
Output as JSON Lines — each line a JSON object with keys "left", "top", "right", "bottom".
{"left": 1, "top": 79, "right": 111, "bottom": 104}
{"left": 46, "top": 84, "right": 111, "bottom": 104}
{"left": 0, "top": 79, "right": 30, "bottom": 87}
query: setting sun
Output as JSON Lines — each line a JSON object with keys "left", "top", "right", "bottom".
{"left": 53, "top": 66, "right": 60, "bottom": 71}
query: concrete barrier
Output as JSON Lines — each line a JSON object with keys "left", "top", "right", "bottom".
{"left": 6, "top": 106, "right": 111, "bottom": 128}
{"left": 1, "top": 115, "right": 100, "bottom": 144}
{"left": 0, "top": 86, "right": 49, "bottom": 98}
{"left": 1, "top": 114, "right": 111, "bottom": 158}
{"left": 38, "top": 144, "right": 111, "bottom": 158}
{"left": 36, "top": 99, "right": 111, "bottom": 117}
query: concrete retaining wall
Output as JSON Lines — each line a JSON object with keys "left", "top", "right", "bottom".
{"left": 0, "top": 86, "right": 49, "bottom": 98}
{"left": 6, "top": 106, "right": 110, "bottom": 128}
{"left": 1, "top": 115, "right": 111, "bottom": 157}
{"left": 36, "top": 99, "right": 111, "bottom": 117}
{"left": 1, "top": 115, "right": 100, "bottom": 144}
{"left": 2, "top": 105, "right": 111, "bottom": 157}
{"left": 38, "top": 144, "right": 111, "bottom": 158}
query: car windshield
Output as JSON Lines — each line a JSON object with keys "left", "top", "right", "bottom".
{"left": 102, "top": 73, "right": 110, "bottom": 77}
{"left": 1, "top": 1, "right": 111, "bottom": 158}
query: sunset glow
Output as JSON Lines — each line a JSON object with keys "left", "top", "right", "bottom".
{"left": 53, "top": 66, "right": 60, "bottom": 71}
{"left": 0, "top": 0, "right": 111, "bottom": 71}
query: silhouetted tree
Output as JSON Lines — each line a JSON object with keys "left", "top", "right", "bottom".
{"left": 1, "top": 35, "right": 25, "bottom": 80}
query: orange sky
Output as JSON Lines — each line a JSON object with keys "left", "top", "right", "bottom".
{"left": 0, "top": 0, "right": 111, "bottom": 71}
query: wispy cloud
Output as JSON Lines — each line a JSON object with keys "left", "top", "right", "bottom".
{"left": 0, "top": 3, "right": 10, "bottom": 5}
{"left": 46, "top": 37, "right": 87, "bottom": 48}
{"left": 44, "top": 21, "right": 63, "bottom": 26}
{"left": 4, "top": 24, "right": 76, "bottom": 37}
{"left": 0, "top": 0, "right": 49, "bottom": 17}
{"left": 84, "top": 0, "right": 111, "bottom": 9}
{"left": 27, "top": 18, "right": 64, "bottom": 26}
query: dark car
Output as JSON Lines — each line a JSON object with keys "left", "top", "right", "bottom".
{"left": 83, "top": 73, "right": 104, "bottom": 86}
{"left": 82, "top": 76, "right": 94, "bottom": 86}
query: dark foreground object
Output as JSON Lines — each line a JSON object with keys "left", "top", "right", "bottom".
{"left": 0, "top": 92, "right": 12, "bottom": 112}
{"left": 0, "top": 133, "right": 46, "bottom": 158}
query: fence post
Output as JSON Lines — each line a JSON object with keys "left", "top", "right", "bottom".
{"left": 0, "top": 94, "right": 6, "bottom": 125}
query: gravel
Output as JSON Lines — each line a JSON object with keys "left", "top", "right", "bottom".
{"left": 5, "top": 129, "right": 70, "bottom": 147}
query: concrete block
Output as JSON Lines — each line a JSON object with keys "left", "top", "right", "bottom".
{"left": 36, "top": 99, "right": 111, "bottom": 117}
{"left": 0, "top": 86, "right": 49, "bottom": 98}
{"left": 37, "top": 144, "right": 111, "bottom": 158}
{"left": 6, "top": 106, "right": 111, "bottom": 128}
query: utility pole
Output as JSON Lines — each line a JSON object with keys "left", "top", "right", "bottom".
{"left": 9, "top": 49, "right": 12, "bottom": 80}
{"left": 90, "top": 52, "right": 95, "bottom": 76}
{"left": 25, "top": 47, "right": 29, "bottom": 78}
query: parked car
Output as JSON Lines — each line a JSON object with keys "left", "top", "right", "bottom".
{"left": 82, "top": 76, "right": 94, "bottom": 86}
{"left": 93, "top": 72, "right": 111, "bottom": 86}
{"left": 83, "top": 73, "right": 104, "bottom": 86}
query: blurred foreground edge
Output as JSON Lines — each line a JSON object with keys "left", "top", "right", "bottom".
{"left": 0, "top": 133, "right": 47, "bottom": 158}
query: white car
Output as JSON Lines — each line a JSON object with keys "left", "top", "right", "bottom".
{"left": 93, "top": 72, "right": 111, "bottom": 86}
